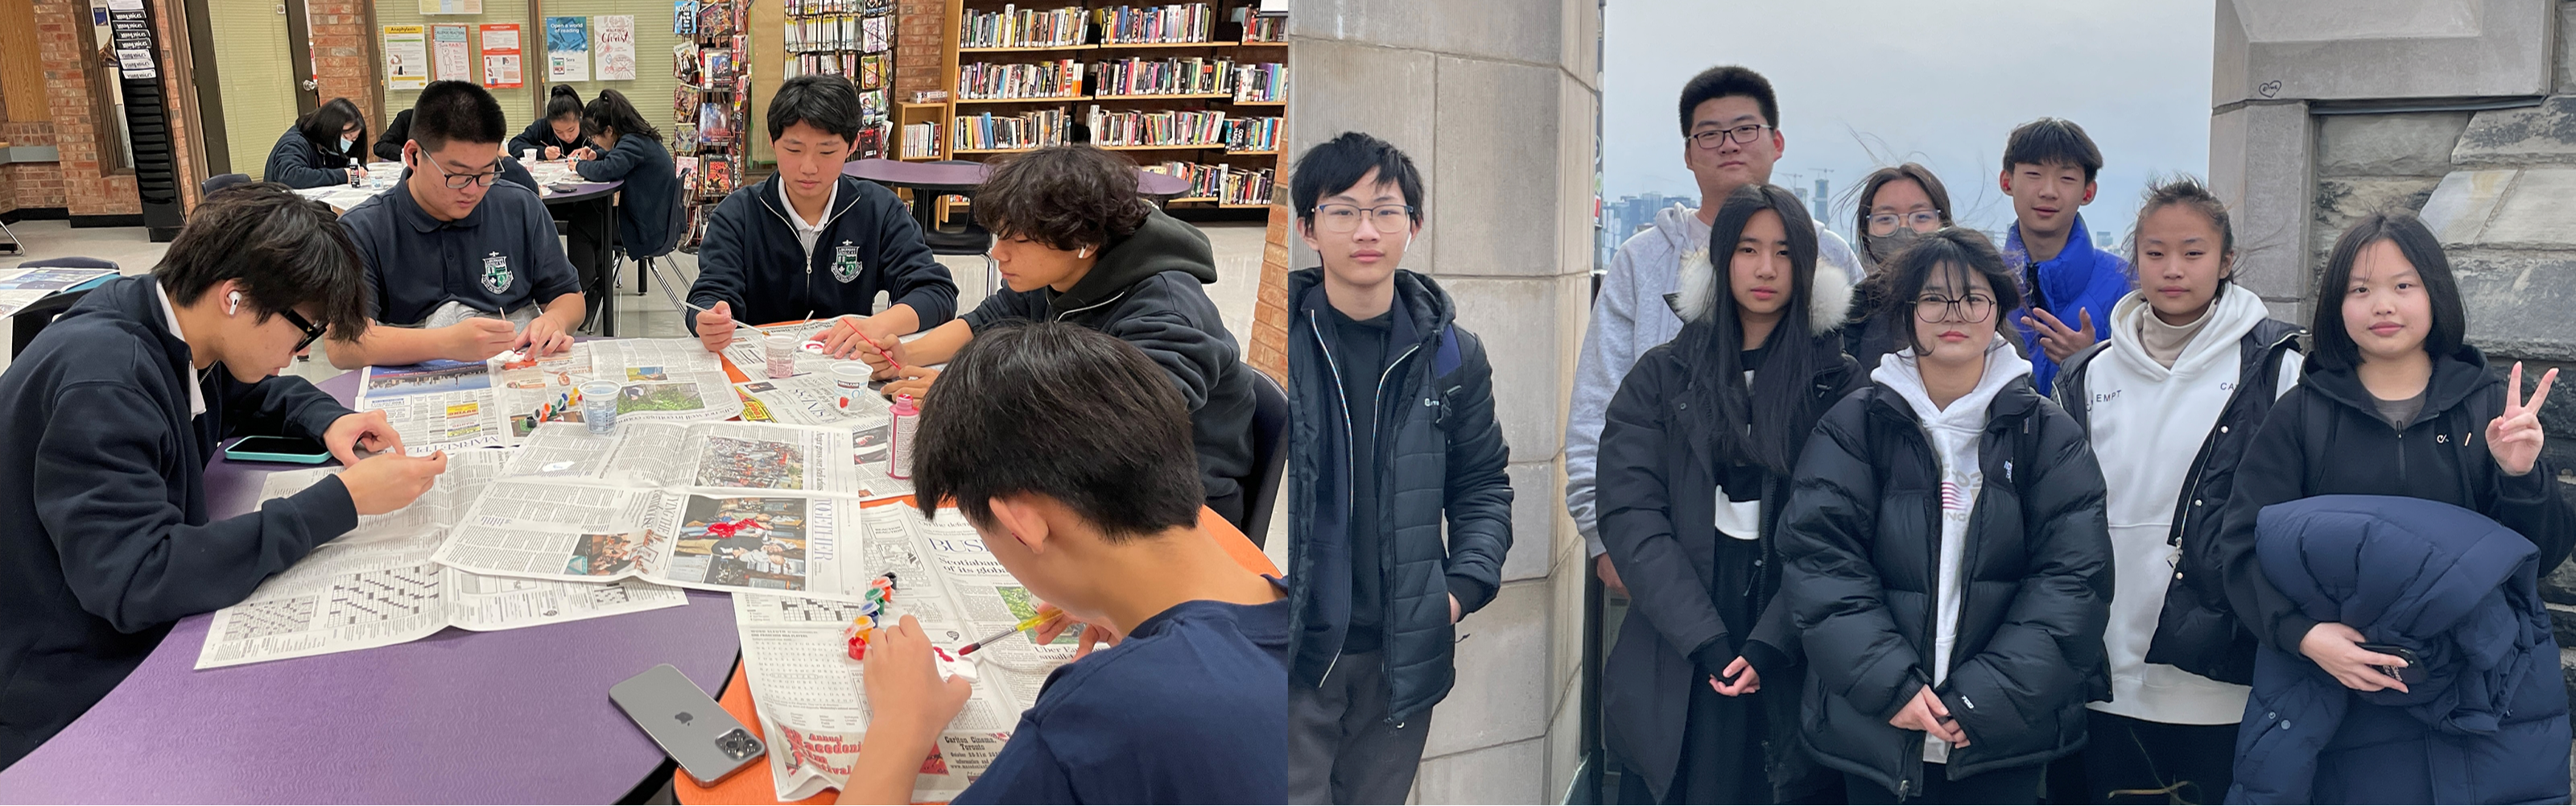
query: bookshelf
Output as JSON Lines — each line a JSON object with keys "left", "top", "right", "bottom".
{"left": 920, "top": 1, "right": 1287, "bottom": 210}
{"left": 672, "top": 0, "right": 753, "bottom": 249}
{"left": 782, "top": 0, "right": 897, "bottom": 159}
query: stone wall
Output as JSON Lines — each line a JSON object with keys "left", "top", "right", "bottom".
{"left": 1286, "top": 0, "right": 1600, "bottom": 800}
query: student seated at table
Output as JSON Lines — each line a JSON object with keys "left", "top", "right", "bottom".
{"left": 264, "top": 97, "right": 370, "bottom": 189}
{"left": 0, "top": 183, "right": 449, "bottom": 768}
{"left": 564, "top": 89, "right": 678, "bottom": 317}
{"left": 688, "top": 75, "right": 955, "bottom": 353}
{"left": 511, "top": 85, "right": 589, "bottom": 160}
{"left": 328, "top": 80, "right": 585, "bottom": 369}
{"left": 858, "top": 145, "right": 1257, "bottom": 529}
{"left": 836, "top": 321, "right": 1285, "bottom": 804}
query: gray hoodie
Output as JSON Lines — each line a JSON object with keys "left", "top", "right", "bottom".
{"left": 1565, "top": 203, "right": 1861, "bottom": 554}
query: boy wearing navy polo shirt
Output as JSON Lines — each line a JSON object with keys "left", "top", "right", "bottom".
{"left": 328, "top": 81, "right": 585, "bottom": 370}
{"left": 688, "top": 75, "right": 954, "bottom": 354}
{"left": 836, "top": 322, "right": 1285, "bottom": 804}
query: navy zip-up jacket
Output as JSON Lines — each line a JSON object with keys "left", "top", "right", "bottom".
{"left": 263, "top": 127, "right": 361, "bottom": 189}
{"left": 687, "top": 174, "right": 956, "bottom": 329}
{"left": 0, "top": 275, "right": 359, "bottom": 767}
{"left": 572, "top": 133, "right": 679, "bottom": 254}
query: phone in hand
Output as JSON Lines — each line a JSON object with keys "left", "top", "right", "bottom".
{"left": 2355, "top": 642, "right": 2427, "bottom": 684}
{"left": 223, "top": 435, "right": 333, "bottom": 464}
{"left": 609, "top": 663, "right": 765, "bottom": 786}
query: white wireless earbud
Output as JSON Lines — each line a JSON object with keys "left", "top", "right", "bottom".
{"left": 1077, "top": 247, "right": 1089, "bottom": 258}
{"left": 227, "top": 291, "right": 242, "bottom": 316}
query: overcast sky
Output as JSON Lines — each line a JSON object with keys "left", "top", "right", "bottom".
{"left": 1602, "top": 1, "right": 2216, "bottom": 243}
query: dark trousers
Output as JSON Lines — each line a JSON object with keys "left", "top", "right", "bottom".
{"left": 1288, "top": 651, "right": 1430, "bottom": 804}
{"left": 558, "top": 197, "right": 612, "bottom": 325}
{"left": 1847, "top": 763, "right": 2043, "bottom": 804}
{"left": 2048, "top": 710, "right": 2236, "bottom": 804}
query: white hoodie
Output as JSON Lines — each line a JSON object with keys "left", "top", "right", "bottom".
{"left": 2076, "top": 285, "right": 2299, "bottom": 725}
{"left": 1872, "top": 335, "right": 2033, "bottom": 764}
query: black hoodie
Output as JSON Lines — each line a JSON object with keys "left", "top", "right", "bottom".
{"left": 2215, "top": 345, "right": 2574, "bottom": 656}
{"left": 961, "top": 208, "right": 1255, "bottom": 503}
{"left": 0, "top": 275, "right": 360, "bottom": 767}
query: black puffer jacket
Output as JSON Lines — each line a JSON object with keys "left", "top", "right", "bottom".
{"left": 1597, "top": 330, "right": 1856, "bottom": 803}
{"left": 2050, "top": 318, "right": 2300, "bottom": 684}
{"left": 1781, "top": 376, "right": 2111, "bottom": 796}
{"left": 2215, "top": 345, "right": 2575, "bottom": 657}
{"left": 1285, "top": 267, "right": 1513, "bottom": 722}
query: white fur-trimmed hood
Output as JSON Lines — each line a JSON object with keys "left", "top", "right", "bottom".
{"left": 1668, "top": 242, "right": 1855, "bottom": 337}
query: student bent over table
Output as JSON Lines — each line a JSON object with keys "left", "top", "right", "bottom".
{"left": 832, "top": 321, "right": 1286, "bottom": 804}
{"left": 0, "top": 184, "right": 450, "bottom": 769}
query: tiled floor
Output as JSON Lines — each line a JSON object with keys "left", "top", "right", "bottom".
{"left": 4, "top": 216, "right": 1289, "bottom": 553}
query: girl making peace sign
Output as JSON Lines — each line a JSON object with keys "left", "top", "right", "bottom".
{"left": 2208, "top": 210, "right": 2574, "bottom": 799}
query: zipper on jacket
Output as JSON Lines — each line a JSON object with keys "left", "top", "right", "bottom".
{"left": 1303, "top": 308, "right": 1356, "bottom": 688}
{"left": 762, "top": 188, "right": 857, "bottom": 320}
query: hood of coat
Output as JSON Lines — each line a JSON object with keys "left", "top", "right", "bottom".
{"left": 1669, "top": 243, "right": 1854, "bottom": 338}
{"left": 2297, "top": 342, "right": 2499, "bottom": 431}
{"left": 1873, "top": 334, "right": 2035, "bottom": 432}
{"left": 2103, "top": 283, "right": 2273, "bottom": 382}
{"left": 1048, "top": 207, "right": 1218, "bottom": 314}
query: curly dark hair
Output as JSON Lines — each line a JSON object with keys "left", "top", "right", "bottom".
{"left": 972, "top": 145, "right": 1150, "bottom": 252}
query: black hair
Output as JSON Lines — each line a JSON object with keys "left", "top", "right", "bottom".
{"left": 973, "top": 145, "right": 1150, "bottom": 252}
{"left": 2002, "top": 118, "right": 2103, "bottom": 183}
{"left": 1850, "top": 163, "right": 1957, "bottom": 308}
{"left": 1677, "top": 65, "right": 1778, "bottom": 136}
{"left": 407, "top": 81, "right": 508, "bottom": 153}
{"left": 766, "top": 74, "right": 864, "bottom": 143}
{"left": 581, "top": 89, "right": 662, "bottom": 144}
{"left": 295, "top": 97, "right": 368, "bottom": 161}
{"left": 1684, "top": 183, "right": 1829, "bottom": 473}
{"left": 1289, "top": 131, "right": 1425, "bottom": 230}
{"left": 1876, "top": 228, "right": 2025, "bottom": 356}
{"left": 544, "top": 85, "right": 586, "bottom": 122}
{"left": 2308, "top": 210, "right": 2466, "bottom": 372}
{"left": 2132, "top": 175, "right": 2235, "bottom": 285}
{"left": 153, "top": 182, "right": 369, "bottom": 341}
{"left": 910, "top": 321, "right": 1203, "bottom": 539}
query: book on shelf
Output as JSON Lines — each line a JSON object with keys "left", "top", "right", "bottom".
{"left": 900, "top": 121, "right": 940, "bottom": 159}
{"left": 952, "top": 108, "right": 1071, "bottom": 151}
{"left": 1220, "top": 115, "right": 1279, "bottom": 151}
{"left": 861, "top": 14, "right": 889, "bottom": 52}
{"left": 960, "top": 5, "right": 1087, "bottom": 49}
{"left": 1241, "top": 11, "right": 1284, "bottom": 42}
{"left": 1085, "top": 105, "right": 1228, "bottom": 148}
{"left": 700, "top": 157, "right": 735, "bottom": 195}
{"left": 675, "top": 0, "right": 699, "bottom": 35}
{"left": 1094, "top": 3, "right": 1213, "bottom": 44}
{"left": 673, "top": 41, "right": 703, "bottom": 82}
{"left": 859, "top": 53, "right": 886, "bottom": 89}
{"left": 702, "top": 49, "right": 737, "bottom": 84}
{"left": 958, "top": 59, "right": 1084, "bottom": 101}
{"left": 910, "top": 89, "right": 949, "bottom": 104}
{"left": 1141, "top": 159, "right": 1274, "bottom": 205}
{"left": 1092, "top": 56, "right": 1236, "bottom": 97}
{"left": 1234, "top": 62, "right": 1284, "bottom": 102}
{"left": 699, "top": 101, "right": 734, "bottom": 143}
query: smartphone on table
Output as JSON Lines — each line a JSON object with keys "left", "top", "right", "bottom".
{"left": 609, "top": 663, "right": 766, "bottom": 786}
{"left": 222, "top": 436, "right": 333, "bottom": 464}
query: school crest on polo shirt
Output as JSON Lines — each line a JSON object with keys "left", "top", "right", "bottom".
{"left": 480, "top": 252, "right": 513, "bottom": 294}
{"left": 831, "top": 241, "right": 863, "bottom": 283}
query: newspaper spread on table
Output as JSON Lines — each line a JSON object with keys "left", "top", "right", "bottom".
{"left": 502, "top": 420, "right": 857, "bottom": 494}
{"left": 722, "top": 319, "right": 840, "bottom": 381}
{"left": 196, "top": 450, "right": 687, "bottom": 668}
{"left": 734, "top": 503, "right": 1071, "bottom": 800}
{"left": 733, "top": 375, "right": 912, "bottom": 502}
{"left": 0, "top": 266, "right": 118, "bottom": 319}
{"left": 570, "top": 337, "right": 745, "bottom": 423}
{"left": 357, "top": 338, "right": 743, "bottom": 456}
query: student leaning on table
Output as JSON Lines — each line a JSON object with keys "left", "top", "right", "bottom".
{"left": 834, "top": 321, "right": 1286, "bottom": 804}
{"left": 0, "top": 184, "right": 449, "bottom": 768}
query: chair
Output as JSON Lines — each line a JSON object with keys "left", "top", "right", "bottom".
{"left": 636, "top": 178, "right": 698, "bottom": 335}
{"left": 920, "top": 160, "right": 1000, "bottom": 296}
{"left": 10, "top": 257, "right": 120, "bottom": 358}
{"left": 1238, "top": 366, "right": 1289, "bottom": 548}
{"left": 200, "top": 173, "right": 254, "bottom": 196}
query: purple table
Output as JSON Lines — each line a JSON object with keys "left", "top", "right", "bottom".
{"left": 0, "top": 370, "right": 739, "bottom": 804}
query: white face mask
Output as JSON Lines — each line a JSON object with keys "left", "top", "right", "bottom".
{"left": 340, "top": 135, "right": 358, "bottom": 153}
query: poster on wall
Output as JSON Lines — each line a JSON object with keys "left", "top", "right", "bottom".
{"left": 595, "top": 15, "right": 636, "bottom": 81}
{"left": 383, "top": 26, "right": 430, "bottom": 91}
{"left": 546, "top": 17, "right": 590, "bottom": 82}
{"left": 431, "top": 24, "right": 471, "bottom": 82}
{"left": 418, "top": 0, "right": 479, "bottom": 14}
{"left": 481, "top": 23, "right": 523, "bottom": 89}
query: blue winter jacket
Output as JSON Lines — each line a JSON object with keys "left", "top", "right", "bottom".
{"left": 2229, "top": 495, "right": 2570, "bottom": 804}
{"left": 2002, "top": 213, "right": 2130, "bottom": 395}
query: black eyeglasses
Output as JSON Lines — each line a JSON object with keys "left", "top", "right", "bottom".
{"left": 416, "top": 154, "right": 502, "bottom": 189}
{"left": 1913, "top": 293, "right": 1997, "bottom": 324}
{"left": 1688, "top": 123, "right": 1773, "bottom": 150}
{"left": 280, "top": 308, "right": 327, "bottom": 353}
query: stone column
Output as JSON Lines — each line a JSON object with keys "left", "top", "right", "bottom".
{"left": 1285, "top": 0, "right": 1600, "bottom": 801}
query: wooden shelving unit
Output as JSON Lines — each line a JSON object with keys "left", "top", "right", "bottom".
{"left": 920, "top": 1, "right": 1286, "bottom": 209}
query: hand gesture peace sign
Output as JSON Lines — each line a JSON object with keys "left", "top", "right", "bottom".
{"left": 2487, "top": 361, "right": 2557, "bottom": 477}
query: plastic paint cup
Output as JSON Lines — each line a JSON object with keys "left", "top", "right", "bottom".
{"left": 580, "top": 380, "right": 621, "bottom": 433}
{"left": 832, "top": 362, "right": 870, "bottom": 411}
{"left": 765, "top": 334, "right": 797, "bottom": 378}
{"left": 523, "top": 148, "right": 539, "bottom": 163}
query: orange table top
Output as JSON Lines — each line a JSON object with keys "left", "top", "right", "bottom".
{"left": 675, "top": 501, "right": 1279, "bottom": 804}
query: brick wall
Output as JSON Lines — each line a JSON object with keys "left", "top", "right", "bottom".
{"left": 35, "top": 0, "right": 141, "bottom": 217}
{"left": 894, "top": 1, "right": 940, "bottom": 99}
{"left": 1249, "top": 203, "right": 1288, "bottom": 384}
{"left": 3, "top": 118, "right": 68, "bottom": 210}
{"left": 305, "top": 0, "right": 378, "bottom": 120}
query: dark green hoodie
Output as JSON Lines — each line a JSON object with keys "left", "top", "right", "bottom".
{"left": 960, "top": 208, "right": 1256, "bottom": 503}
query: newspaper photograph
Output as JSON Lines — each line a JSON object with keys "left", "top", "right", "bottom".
{"left": 721, "top": 319, "right": 839, "bottom": 381}
{"left": 577, "top": 337, "right": 744, "bottom": 423}
{"left": 734, "top": 593, "right": 1012, "bottom": 801}
{"left": 357, "top": 360, "right": 507, "bottom": 454}
{"left": 0, "top": 266, "right": 117, "bottom": 318}
{"left": 730, "top": 377, "right": 913, "bottom": 502}
{"left": 505, "top": 421, "right": 859, "bottom": 494}
{"left": 438, "top": 486, "right": 890, "bottom": 601}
